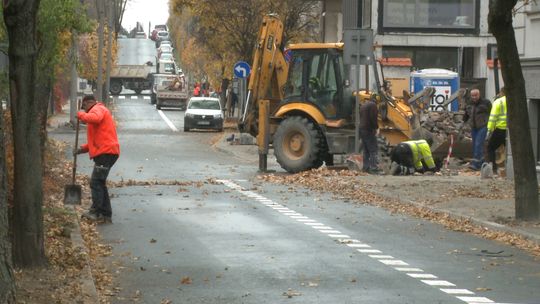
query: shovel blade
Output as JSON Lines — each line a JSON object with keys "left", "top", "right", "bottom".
{"left": 64, "top": 184, "right": 82, "bottom": 205}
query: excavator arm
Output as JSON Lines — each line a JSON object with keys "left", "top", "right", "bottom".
{"left": 239, "top": 14, "right": 289, "bottom": 137}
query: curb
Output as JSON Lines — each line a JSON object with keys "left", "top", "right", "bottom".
{"left": 65, "top": 205, "right": 100, "bottom": 303}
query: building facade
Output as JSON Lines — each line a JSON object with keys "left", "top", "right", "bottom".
{"left": 322, "top": 0, "right": 540, "bottom": 161}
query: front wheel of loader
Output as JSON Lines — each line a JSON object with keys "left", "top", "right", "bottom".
{"left": 274, "top": 116, "right": 324, "bottom": 173}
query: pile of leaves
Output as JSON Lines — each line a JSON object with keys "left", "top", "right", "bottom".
{"left": 259, "top": 168, "right": 540, "bottom": 257}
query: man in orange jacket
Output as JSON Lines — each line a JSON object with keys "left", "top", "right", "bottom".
{"left": 76, "top": 95, "right": 120, "bottom": 223}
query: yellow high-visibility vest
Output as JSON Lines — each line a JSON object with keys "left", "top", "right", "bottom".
{"left": 487, "top": 96, "right": 507, "bottom": 131}
{"left": 405, "top": 140, "right": 436, "bottom": 170}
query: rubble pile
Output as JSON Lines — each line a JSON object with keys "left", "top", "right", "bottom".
{"left": 421, "top": 111, "right": 471, "bottom": 141}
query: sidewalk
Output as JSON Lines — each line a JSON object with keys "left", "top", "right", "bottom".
{"left": 214, "top": 131, "right": 540, "bottom": 248}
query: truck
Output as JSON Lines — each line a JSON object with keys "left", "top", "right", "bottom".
{"left": 109, "top": 64, "right": 154, "bottom": 95}
{"left": 239, "top": 14, "right": 469, "bottom": 173}
{"left": 155, "top": 74, "right": 189, "bottom": 110}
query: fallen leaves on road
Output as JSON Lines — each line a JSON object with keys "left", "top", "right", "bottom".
{"left": 180, "top": 276, "right": 193, "bottom": 285}
{"left": 282, "top": 288, "right": 302, "bottom": 298}
{"left": 260, "top": 168, "right": 540, "bottom": 257}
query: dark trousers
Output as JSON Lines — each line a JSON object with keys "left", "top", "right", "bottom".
{"left": 90, "top": 154, "right": 118, "bottom": 217}
{"left": 487, "top": 128, "right": 506, "bottom": 172}
{"left": 360, "top": 129, "right": 378, "bottom": 171}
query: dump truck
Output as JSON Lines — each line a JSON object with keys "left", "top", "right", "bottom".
{"left": 239, "top": 14, "right": 470, "bottom": 173}
{"left": 155, "top": 74, "right": 189, "bottom": 110}
{"left": 110, "top": 63, "right": 154, "bottom": 95}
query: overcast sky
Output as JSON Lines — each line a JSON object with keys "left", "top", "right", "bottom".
{"left": 121, "top": 0, "right": 170, "bottom": 34}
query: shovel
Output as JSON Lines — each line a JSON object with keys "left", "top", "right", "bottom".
{"left": 64, "top": 117, "right": 82, "bottom": 205}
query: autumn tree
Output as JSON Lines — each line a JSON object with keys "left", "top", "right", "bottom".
{"left": 169, "top": 0, "right": 320, "bottom": 86}
{"left": 488, "top": 0, "right": 539, "bottom": 220}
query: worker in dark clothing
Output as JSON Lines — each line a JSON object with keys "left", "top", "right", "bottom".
{"left": 359, "top": 98, "right": 381, "bottom": 174}
{"left": 390, "top": 139, "right": 438, "bottom": 175}
{"left": 463, "top": 89, "right": 491, "bottom": 170}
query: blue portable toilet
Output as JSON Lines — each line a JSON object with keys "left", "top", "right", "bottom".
{"left": 410, "top": 69, "right": 460, "bottom": 111}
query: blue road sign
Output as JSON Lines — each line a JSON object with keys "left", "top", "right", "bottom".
{"left": 234, "top": 61, "right": 251, "bottom": 78}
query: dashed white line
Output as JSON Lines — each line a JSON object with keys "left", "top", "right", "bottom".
{"left": 421, "top": 280, "right": 456, "bottom": 287}
{"left": 395, "top": 267, "right": 424, "bottom": 272}
{"left": 379, "top": 260, "right": 409, "bottom": 266}
{"left": 369, "top": 255, "right": 394, "bottom": 259}
{"left": 318, "top": 230, "right": 341, "bottom": 234}
{"left": 219, "top": 179, "right": 513, "bottom": 304}
{"left": 407, "top": 273, "right": 438, "bottom": 279}
{"left": 328, "top": 234, "right": 350, "bottom": 238}
{"left": 440, "top": 289, "right": 475, "bottom": 295}
{"left": 456, "top": 296, "right": 494, "bottom": 303}
{"left": 157, "top": 110, "right": 178, "bottom": 132}
{"left": 143, "top": 96, "right": 150, "bottom": 100}
{"left": 346, "top": 243, "right": 371, "bottom": 248}
{"left": 357, "top": 249, "right": 382, "bottom": 253}
{"left": 118, "top": 96, "right": 126, "bottom": 99}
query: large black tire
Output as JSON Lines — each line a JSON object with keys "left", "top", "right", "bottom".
{"left": 274, "top": 116, "right": 325, "bottom": 173}
{"left": 156, "top": 98, "right": 161, "bottom": 110}
{"left": 110, "top": 80, "right": 122, "bottom": 95}
{"left": 150, "top": 94, "right": 156, "bottom": 105}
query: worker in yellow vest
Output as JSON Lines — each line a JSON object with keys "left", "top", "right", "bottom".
{"left": 486, "top": 87, "right": 507, "bottom": 174}
{"left": 390, "top": 139, "right": 438, "bottom": 175}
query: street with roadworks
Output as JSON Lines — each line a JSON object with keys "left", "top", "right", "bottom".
{"left": 46, "top": 38, "right": 540, "bottom": 304}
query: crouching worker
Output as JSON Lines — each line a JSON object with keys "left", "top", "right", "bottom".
{"left": 390, "top": 139, "right": 437, "bottom": 175}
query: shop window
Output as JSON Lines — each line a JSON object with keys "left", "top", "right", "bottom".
{"left": 381, "top": 0, "right": 478, "bottom": 32}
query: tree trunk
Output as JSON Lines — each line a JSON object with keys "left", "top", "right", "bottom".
{"left": 488, "top": 0, "right": 539, "bottom": 220}
{"left": 104, "top": 0, "right": 113, "bottom": 104}
{"left": 4, "top": 0, "right": 47, "bottom": 267}
{"left": 96, "top": 0, "right": 104, "bottom": 100}
{"left": 0, "top": 103, "right": 15, "bottom": 304}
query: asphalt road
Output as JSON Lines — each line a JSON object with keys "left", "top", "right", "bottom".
{"left": 48, "top": 38, "right": 540, "bottom": 303}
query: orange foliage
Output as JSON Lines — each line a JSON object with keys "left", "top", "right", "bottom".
{"left": 78, "top": 25, "right": 118, "bottom": 81}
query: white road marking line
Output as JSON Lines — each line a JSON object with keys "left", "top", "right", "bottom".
{"left": 440, "top": 289, "right": 474, "bottom": 295}
{"left": 143, "top": 96, "right": 150, "bottom": 99}
{"left": 357, "top": 249, "right": 382, "bottom": 253}
{"left": 220, "top": 179, "right": 511, "bottom": 304}
{"left": 157, "top": 110, "right": 178, "bottom": 132}
{"left": 318, "top": 230, "right": 341, "bottom": 234}
{"left": 379, "top": 260, "right": 409, "bottom": 266}
{"left": 328, "top": 234, "right": 350, "bottom": 238}
{"left": 395, "top": 267, "right": 423, "bottom": 272}
{"left": 312, "top": 226, "right": 333, "bottom": 230}
{"left": 421, "top": 280, "right": 456, "bottom": 287}
{"left": 456, "top": 296, "right": 494, "bottom": 303}
{"left": 346, "top": 244, "right": 371, "bottom": 248}
{"left": 407, "top": 273, "right": 438, "bottom": 279}
{"left": 304, "top": 223, "right": 324, "bottom": 226}
{"left": 118, "top": 96, "right": 126, "bottom": 99}
{"left": 369, "top": 255, "right": 394, "bottom": 259}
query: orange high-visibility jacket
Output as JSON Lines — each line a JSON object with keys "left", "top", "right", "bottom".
{"left": 77, "top": 102, "right": 120, "bottom": 158}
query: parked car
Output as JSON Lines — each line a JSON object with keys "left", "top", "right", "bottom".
{"left": 158, "top": 45, "right": 173, "bottom": 57}
{"left": 159, "top": 53, "right": 174, "bottom": 61}
{"left": 157, "top": 31, "right": 169, "bottom": 41}
{"left": 156, "top": 40, "right": 172, "bottom": 48}
{"left": 157, "top": 59, "right": 177, "bottom": 74}
{"left": 184, "top": 97, "right": 224, "bottom": 132}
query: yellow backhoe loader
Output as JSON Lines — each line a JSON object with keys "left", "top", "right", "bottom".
{"left": 239, "top": 14, "right": 469, "bottom": 173}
